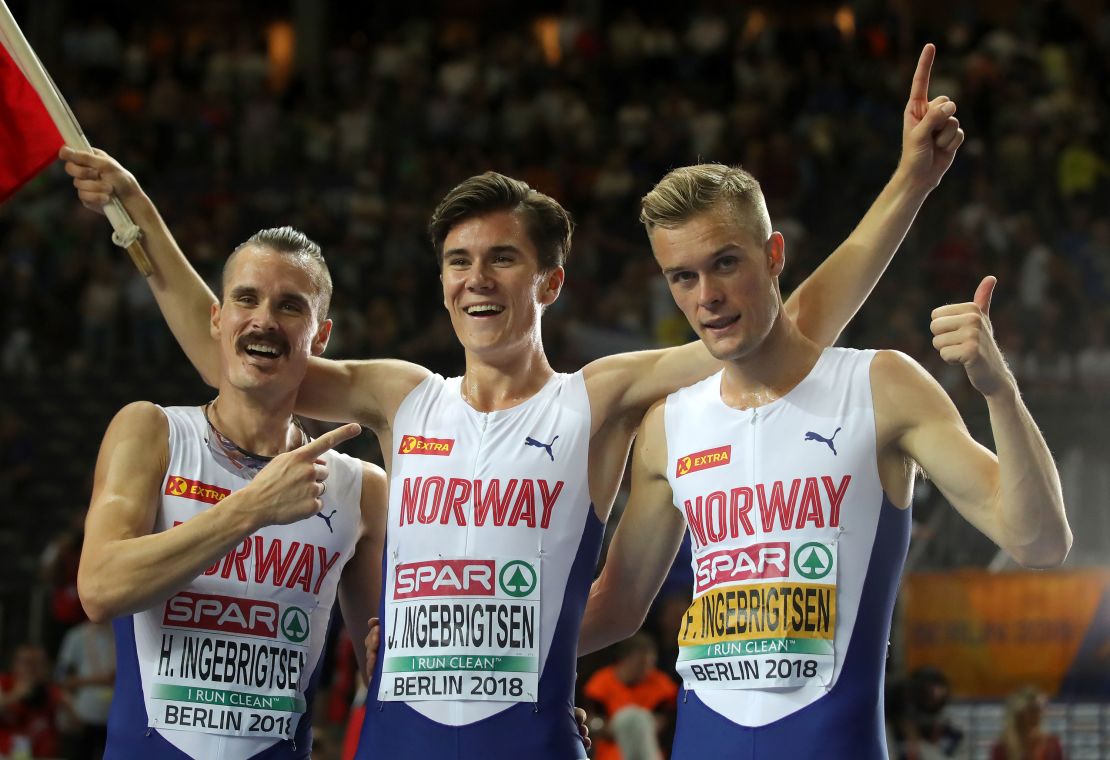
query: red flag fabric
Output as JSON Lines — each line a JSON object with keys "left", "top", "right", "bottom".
{"left": 0, "top": 39, "right": 62, "bottom": 202}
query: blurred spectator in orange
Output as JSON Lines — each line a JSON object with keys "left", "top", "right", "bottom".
{"left": 583, "top": 633, "right": 677, "bottom": 760}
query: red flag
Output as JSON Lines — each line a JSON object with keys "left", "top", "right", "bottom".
{"left": 0, "top": 39, "right": 62, "bottom": 202}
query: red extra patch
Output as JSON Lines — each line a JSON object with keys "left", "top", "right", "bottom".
{"left": 165, "top": 475, "right": 230, "bottom": 504}
{"left": 397, "top": 434, "right": 455, "bottom": 456}
{"left": 675, "top": 445, "right": 732, "bottom": 478}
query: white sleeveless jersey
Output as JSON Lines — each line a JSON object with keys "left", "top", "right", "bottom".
{"left": 110, "top": 405, "right": 362, "bottom": 760}
{"left": 664, "top": 348, "right": 907, "bottom": 728}
{"left": 373, "top": 371, "right": 598, "bottom": 731}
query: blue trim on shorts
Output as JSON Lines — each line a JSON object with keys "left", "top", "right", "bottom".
{"left": 355, "top": 506, "right": 605, "bottom": 760}
{"left": 104, "top": 616, "right": 323, "bottom": 759}
{"left": 671, "top": 495, "right": 910, "bottom": 760}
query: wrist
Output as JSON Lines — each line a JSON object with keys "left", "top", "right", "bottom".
{"left": 215, "top": 488, "right": 265, "bottom": 536}
{"left": 887, "top": 166, "right": 936, "bottom": 200}
{"left": 983, "top": 377, "right": 1020, "bottom": 405}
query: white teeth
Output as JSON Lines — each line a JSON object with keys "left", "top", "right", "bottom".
{"left": 466, "top": 304, "right": 504, "bottom": 315}
{"left": 246, "top": 343, "right": 280, "bottom": 355}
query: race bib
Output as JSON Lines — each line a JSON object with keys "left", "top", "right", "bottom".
{"left": 677, "top": 540, "right": 837, "bottom": 691}
{"left": 379, "top": 557, "right": 540, "bottom": 703}
{"left": 147, "top": 592, "right": 310, "bottom": 739}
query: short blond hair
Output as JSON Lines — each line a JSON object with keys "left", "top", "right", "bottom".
{"left": 640, "top": 164, "right": 771, "bottom": 243}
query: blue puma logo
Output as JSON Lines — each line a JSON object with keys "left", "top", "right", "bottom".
{"left": 804, "top": 427, "right": 842, "bottom": 455}
{"left": 315, "top": 509, "right": 338, "bottom": 533}
{"left": 524, "top": 435, "right": 559, "bottom": 461}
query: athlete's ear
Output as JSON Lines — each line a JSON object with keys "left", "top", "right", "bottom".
{"left": 209, "top": 301, "right": 222, "bottom": 340}
{"left": 311, "top": 319, "right": 333, "bottom": 356}
{"left": 539, "top": 266, "right": 565, "bottom": 307}
{"left": 766, "top": 232, "right": 785, "bottom": 278}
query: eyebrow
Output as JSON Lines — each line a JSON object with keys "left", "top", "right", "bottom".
{"left": 443, "top": 244, "right": 523, "bottom": 257}
{"left": 661, "top": 245, "right": 743, "bottom": 276}
{"left": 229, "top": 285, "right": 311, "bottom": 309}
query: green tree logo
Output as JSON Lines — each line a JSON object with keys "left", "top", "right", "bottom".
{"left": 499, "top": 561, "right": 537, "bottom": 598}
{"left": 794, "top": 542, "right": 833, "bottom": 580}
{"left": 281, "top": 607, "right": 310, "bottom": 643}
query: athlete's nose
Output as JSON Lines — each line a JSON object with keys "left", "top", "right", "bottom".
{"left": 466, "top": 262, "right": 495, "bottom": 291}
{"left": 697, "top": 275, "right": 724, "bottom": 308}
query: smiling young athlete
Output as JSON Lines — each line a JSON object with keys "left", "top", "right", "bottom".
{"left": 577, "top": 166, "right": 1071, "bottom": 760}
{"left": 62, "top": 43, "right": 963, "bottom": 760}
{"left": 76, "top": 229, "right": 386, "bottom": 759}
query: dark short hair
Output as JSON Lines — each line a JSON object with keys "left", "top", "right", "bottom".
{"left": 224, "top": 226, "right": 333, "bottom": 319}
{"left": 428, "top": 172, "right": 574, "bottom": 272}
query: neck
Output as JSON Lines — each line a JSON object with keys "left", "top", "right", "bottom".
{"left": 209, "top": 385, "right": 301, "bottom": 457}
{"left": 460, "top": 341, "right": 554, "bottom": 412}
{"left": 719, "top": 312, "right": 822, "bottom": 410}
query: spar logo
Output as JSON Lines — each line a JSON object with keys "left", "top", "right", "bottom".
{"left": 498, "top": 561, "right": 537, "bottom": 598}
{"left": 694, "top": 542, "right": 790, "bottom": 593}
{"left": 675, "top": 445, "right": 732, "bottom": 478}
{"left": 794, "top": 542, "right": 833, "bottom": 580}
{"left": 165, "top": 475, "right": 230, "bottom": 504}
{"left": 394, "top": 560, "right": 495, "bottom": 600}
{"left": 163, "top": 592, "right": 279, "bottom": 638}
{"left": 397, "top": 435, "right": 455, "bottom": 456}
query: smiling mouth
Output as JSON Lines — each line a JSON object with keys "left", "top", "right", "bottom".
{"left": 237, "top": 335, "right": 288, "bottom": 360}
{"left": 464, "top": 304, "right": 505, "bottom": 317}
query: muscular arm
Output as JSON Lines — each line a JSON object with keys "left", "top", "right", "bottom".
{"left": 579, "top": 404, "right": 687, "bottom": 655}
{"left": 79, "top": 403, "right": 263, "bottom": 621}
{"left": 873, "top": 351, "right": 1071, "bottom": 568}
{"left": 336, "top": 463, "right": 387, "bottom": 680}
{"left": 78, "top": 405, "right": 363, "bottom": 621}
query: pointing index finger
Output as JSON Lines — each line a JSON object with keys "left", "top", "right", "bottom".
{"left": 908, "top": 43, "right": 936, "bottom": 105}
{"left": 301, "top": 423, "right": 362, "bottom": 458}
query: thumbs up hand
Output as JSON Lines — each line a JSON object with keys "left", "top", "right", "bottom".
{"left": 929, "top": 276, "right": 1016, "bottom": 398}
{"left": 238, "top": 423, "right": 362, "bottom": 528}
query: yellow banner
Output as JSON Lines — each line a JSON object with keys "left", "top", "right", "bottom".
{"left": 678, "top": 582, "right": 836, "bottom": 647}
{"left": 902, "top": 569, "right": 1110, "bottom": 698}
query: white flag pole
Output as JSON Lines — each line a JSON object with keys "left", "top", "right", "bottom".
{"left": 0, "top": 1, "right": 152, "bottom": 275}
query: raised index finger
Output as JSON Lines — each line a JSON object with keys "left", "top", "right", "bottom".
{"left": 300, "top": 423, "right": 362, "bottom": 458}
{"left": 909, "top": 43, "right": 936, "bottom": 105}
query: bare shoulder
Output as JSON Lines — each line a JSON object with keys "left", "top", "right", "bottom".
{"left": 301, "top": 356, "right": 431, "bottom": 429}
{"left": 105, "top": 401, "right": 170, "bottom": 447}
{"left": 359, "top": 460, "right": 388, "bottom": 503}
{"left": 870, "top": 349, "right": 962, "bottom": 439}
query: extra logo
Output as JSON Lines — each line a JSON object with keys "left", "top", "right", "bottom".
{"left": 165, "top": 475, "right": 230, "bottom": 504}
{"left": 675, "top": 445, "right": 732, "bottom": 478}
{"left": 397, "top": 434, "right": 455, "bottom": 456}
{"left": 394, "top": 560, "right": 495, "bottom": 600}
{"left": 794, "top": 542, "right": 833, "bottom": 580}
{"left": 499, "top": 561, "right": 537, "bottom": 598}
{"left": 164, "top": 592, "right": 279, "bottom": 638}
{"left": 280, "top": 606, "right": 310, "bottom": 643}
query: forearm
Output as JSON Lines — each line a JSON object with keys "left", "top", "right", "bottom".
{"left": 985, "top": 386, "right": 1071, "bottom": 567}
{"left": 79, "top": 495, "right": 258, "bottom": 621}
{"left": 578, "top": 579, "right": 645, "bottom": 656}
{"left": 789, "top": 171, "right": 932, "bottom": 346}
{"left": 117, "top": 191, "right": 221, "bottom": 385}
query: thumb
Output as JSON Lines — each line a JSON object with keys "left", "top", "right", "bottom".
{"left": 973, "top": 275, "right": 996, "bottom": 315}
{"left": 300, "top": 422, "right": 362, "bottom": 458}
{"left": 912, "top": 98, "right": 956, "bottom": 138}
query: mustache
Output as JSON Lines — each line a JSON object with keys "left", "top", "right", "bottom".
{"left": 236, "top": 331, "right": 289, "bottom": 354}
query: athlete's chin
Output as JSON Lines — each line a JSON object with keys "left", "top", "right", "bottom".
{"left": 700, "top": 334, "right": 753, "bottom": 362}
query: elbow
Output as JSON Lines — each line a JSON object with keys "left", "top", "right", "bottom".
{"left": 78, "top": 573, "right": 120, "bottom": 624}
{"left": 1010, "top": 525, "right": 1073, "bottom": 570}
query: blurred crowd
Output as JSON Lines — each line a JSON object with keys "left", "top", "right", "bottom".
{"left": 0, "top": 1, "right": 1108, "bottom": 757}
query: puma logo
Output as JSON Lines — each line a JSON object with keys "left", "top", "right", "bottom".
{"left": 524, "top": 435, "right": 559, "bottom": 462}
{"left": 315, "top": 509, "right": 338, "bottom": 533}
{"left": 804, "top": 427, "right": 842, "bottom": 455}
